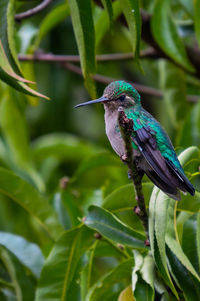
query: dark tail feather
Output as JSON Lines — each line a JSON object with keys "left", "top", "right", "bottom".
{"left": 145, "top": 168, "right": 181, "bottom": 200}
{"left": 165, "top": 159, "right": 195, "bottom": 196}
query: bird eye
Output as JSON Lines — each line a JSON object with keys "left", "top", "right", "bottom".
{"left": 118, "top": 95, "right": 125, "bottom": 101}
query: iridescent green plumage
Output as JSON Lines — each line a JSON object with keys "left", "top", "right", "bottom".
{"left": 75, "top": 80, "right": 195, "bottom": 200}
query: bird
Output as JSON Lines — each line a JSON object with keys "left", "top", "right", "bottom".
{"left": 75, "top": 80, "right": 195, "bottom": 200}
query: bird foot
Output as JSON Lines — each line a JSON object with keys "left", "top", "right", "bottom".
{"left": 144, "top": 239, "right": 150, "bottom": 247}
{"left": 120, "top": 154, "right": 128, "bottom": 162}
{"left": 133, "top": 205, "right": 141, "bottom": 215}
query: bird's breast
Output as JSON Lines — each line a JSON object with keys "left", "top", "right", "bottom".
{"left": 104, "top": 110, "right": 126, "bottom": 157}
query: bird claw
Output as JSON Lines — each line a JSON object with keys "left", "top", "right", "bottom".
{"left": 120, "top": 154, "right": 128, "bottom": 162}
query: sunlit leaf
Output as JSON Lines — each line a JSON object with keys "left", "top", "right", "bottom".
{"left": 118, "top": 286, "right": 135, "bottom": 301}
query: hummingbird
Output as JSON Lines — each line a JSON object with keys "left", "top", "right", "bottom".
{"left": 75, "top": 80, "right": 195, "bottom": 200}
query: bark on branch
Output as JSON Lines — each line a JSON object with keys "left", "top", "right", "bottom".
{"left": 15, "top": 0, "right": 53, "bottom": 21}
{"left": 117, "top": 108, "right": 149, "bottom": 243}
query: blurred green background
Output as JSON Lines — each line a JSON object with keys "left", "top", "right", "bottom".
{"left": 0, "top": 0, "right": 199, "bottom": 300}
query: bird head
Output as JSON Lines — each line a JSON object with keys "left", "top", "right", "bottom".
{"left": 74, "top": 80, "right": 141, "bottom": 110}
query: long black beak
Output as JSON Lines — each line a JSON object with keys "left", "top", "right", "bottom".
{"left": 74, "top": 96, "right": 109, "bottom": 108}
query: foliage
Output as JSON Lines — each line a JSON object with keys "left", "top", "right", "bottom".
{"left": 0, "top": 0, "right": 199, "bottom": 300}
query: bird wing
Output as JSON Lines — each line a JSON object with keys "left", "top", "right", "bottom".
{"left": 131, "top": 126, "right": 179, "bottom": 189}
{"left": 131, "top": 125, "right": 195, "bottom": 198}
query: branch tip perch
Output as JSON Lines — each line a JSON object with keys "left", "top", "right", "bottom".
{"left": 118, "top": 108, "right": 149, "bottom": 240}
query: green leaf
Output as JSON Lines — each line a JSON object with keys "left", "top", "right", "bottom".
{"left": 0, "top": 0, "right": 21, "bottom": 73}
{"left": 80, "top": 241, "right": 98, "bottom": 301}
{"left": 175, "top": 192, "right": 200, "bottom": 214}
{"left": 32, "top": 133, "right": 99, "bottom": 164}
{"left": 151, "top": 0, "right": 194, "bottom": 72}
{"left": 194, "top": 0, "right": 200, "bottom": 48}
{"left": 181, "top": 214, "right": 199, "bottom": 274}
{"left": 101, "top": 0, "right": 113, "bottom": 27}
{"left": 35, "top": 226, "right": 94, "bottom": 301}
{"left": 148, "top": 187, "right": 178, "bottom": 298}
{"left": 140, "top": 253, "right": 155, "bottom": 298}
{"left": 0, "top": 232, "right": 44, "bottom": 278}
{"left": 103, "top": 183, "right": 153, "bottom": 231}
{"left": 61, "top": 191, "right": 82, "bottom": 227}
{"left": 118, "top": 286, "right": 135, "bottom": 301}
{"left": 132, "top": 250, "right": 143, "bottom": 291}
{"left": 86, "top": 258, "right": 134, "bottom": 301}
{"left": 0, "top": 1, "right": 49, "bottom": 99}
{"left": 68, "top": 0, "right": 96, "bottom": 97}
{"left": 0, "top": 245, "right": 36, "bottom": 301}
{"left": 177, "top": 101, "right": 200, "bottom": 147}
{"left": 159, "top": 61, "right": 188, "bottom": 129}
{"left": 95, "top": 1, "right": 122, "bottom": 47}
{"left": 84, "top": 205, "right": 146, "bottom": 249}
{"left": 0, "top": 88, "right": 45, "bottom": 191}
{"left": 34, "top": 2, "right": 70, "bottom": 49}
{"left": 132, "top": 251, "right": 155, "bottom": 301}
{"left": 178, "top": 0, "right": 194, "bottom": 17}
{"left": 119, "top": 0, "right": 141, "bottom": 60}
{"left": 164, "top": 197, "right": 200, "bottom": 299}
{"left": 166, "top": 246, "right": 200, "bottom": 301}
{"left": 178, "top": 146, "right": 200, "bottom": 166}
{"left": 133, "top": 275, "right": 154, "bottom": 301}
{"left": 198, "top": 212, "right": 200, "bottom": 272}
{"left": 71, "top": 151, "right": 120, "bottom": 183}
{"left": 166, "top": 201, "right": 200, "bottom": 282}
{"left": 0, "top": 167, "right": 63, "bottom": 240}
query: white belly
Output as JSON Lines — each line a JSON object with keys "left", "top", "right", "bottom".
{"left": 104, "top": 110, "right": 125, "bottom": 157}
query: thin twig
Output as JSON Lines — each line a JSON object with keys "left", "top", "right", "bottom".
{"left": 62, "top": 63, "right": 199, "bottom": 102}
{"left": 15, "top": 0, "right": 53, "bottom": 21}
{"left": 118, "top": 108, "right": 149, "bottom": 241}
{"left": 18, "top": 48, "right": 156, "bottom": 63}
{"left": 18, "top": 51, "right": 199, "bottom": 102}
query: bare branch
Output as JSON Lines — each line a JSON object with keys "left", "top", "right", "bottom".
{"left": 15, "top": 0, "right": 53, "bottom": 21}
{"left": 18, "top": 48, "right": 156, "bottom": 63}
{"left": 62, "top": 63, "right": 199, "bottom": 102}
{"left": 18, "top": 52, "right": 199, "bottom": 102}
